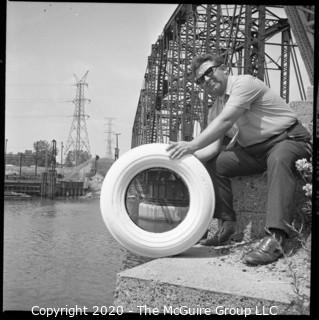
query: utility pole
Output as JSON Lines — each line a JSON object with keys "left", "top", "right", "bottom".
{"left": 104, "top": 117, "right": 116, "bottom": 159}
{"left": 45, "top": 150, "right": 48, "bottom": 172}
{"left": 19, "top": 153, "right": 23, "bottom": 177}
{"left": 48, "top": 139, "right": 57, "bottom": 199}
{"left": 114, "top": 133, "right": 121, "bottom": 160}
{"left": 35, "top": 141, "right": 38, "bottom": 176}
{"left": 5, "top": 138, "right": 8, "bottom": 167}
{"left": 51, "top": 139, "right": 57, "bottom": 171}
{"left": 60, "top": 142, "right": 64, "bottom": 175}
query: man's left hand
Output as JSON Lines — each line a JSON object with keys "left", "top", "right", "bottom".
{"left": 166, "top": 141, "right": 196, "bottom": 159}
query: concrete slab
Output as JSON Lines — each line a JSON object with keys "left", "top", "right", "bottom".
{"left": 114, "top": 246, "right": 303, "bottom": 315}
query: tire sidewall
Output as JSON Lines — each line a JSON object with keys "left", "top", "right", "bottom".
{"left": 100, "top": 143, "right": 215, "bottom": 258}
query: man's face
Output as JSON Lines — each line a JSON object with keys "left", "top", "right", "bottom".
{"left": 195, "top": 60, "right": 228, "bottom": 96}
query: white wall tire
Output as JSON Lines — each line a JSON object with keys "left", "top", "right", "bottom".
{"left": 100, "top": 143, "right": 215, "bottom": 258}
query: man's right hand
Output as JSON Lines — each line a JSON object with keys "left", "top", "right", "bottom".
{"left": 166, "top": 141, "right": 196, "bottom": 159}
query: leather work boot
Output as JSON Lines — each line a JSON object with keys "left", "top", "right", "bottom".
{"left": 243, "top": 235, "right": 284, "bottom": 266}
{"left": 199, "top": 220, "right": 236, "bottom": 246}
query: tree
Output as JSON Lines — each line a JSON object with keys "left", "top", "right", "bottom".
{"left": 33, "top": 140, "right": 59, "bottom": 167}
{"left": 64, "top": 150, "right": 91, "bottom": 167}
{"left": 77, "top": 150, "right": 91, "bottom": 165}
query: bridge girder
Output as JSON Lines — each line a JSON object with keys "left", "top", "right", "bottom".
{"left": 131, "top": 5, "right": 314, "bottom": 148}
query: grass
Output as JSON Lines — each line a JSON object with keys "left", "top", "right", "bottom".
{"left": 271, "top": 220, "right": 311, "bottom": 315}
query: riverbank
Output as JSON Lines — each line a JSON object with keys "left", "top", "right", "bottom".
{"left": 4, "top": 158, "right": 111, "bottom": 199}
{"left": 4, "top": 191, "right": 32, "bottom": 200}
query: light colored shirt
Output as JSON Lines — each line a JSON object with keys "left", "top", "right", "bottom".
{"left": 223, "top": 75, "right": 297, "bottom": 147}
{"left": 209, "top": 95, "right": 238, "bottom": 138}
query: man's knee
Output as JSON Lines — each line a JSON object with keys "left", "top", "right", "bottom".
{"left": 267, "top": 140, "right": 311, "bottom": 171}
{"left": 205, "top": 154, "right": 230, "bottom": 177}
{"left": 267, "top": 152, "right": 295, "bottom": 173}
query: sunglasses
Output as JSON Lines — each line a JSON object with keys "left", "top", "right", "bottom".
{"left": 195, "top": 64, "right": 221, "bottom": 85}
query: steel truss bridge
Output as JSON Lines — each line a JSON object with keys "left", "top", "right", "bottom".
{"left": 131, "top": 5, "right": 315, "bottom": 147}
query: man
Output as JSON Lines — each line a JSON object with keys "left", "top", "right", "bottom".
{"left": 166, "top": 54, "right": 311, "bottom": 266}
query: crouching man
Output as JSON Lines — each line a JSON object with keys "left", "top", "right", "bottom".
{"left": 166, "top": 54, "right": 311, "bottom": 266}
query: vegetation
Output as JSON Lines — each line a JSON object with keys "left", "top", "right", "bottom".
{"left": 5, "top": 140, "right": 58, "bottom": 167}
{"left": 281, "top": 158, "right": 312, "bottom": 314}
{"left": 295, "top": 158, "right": 312, "bottom": 227}
{"left": 5, "top": 139, "right": 93, "bottom": 168}
{"left": 64, "top": 150, "right": 91, "bottom": 167}
{"left": 33, "top": 140, "right": 59, "bottom": 167}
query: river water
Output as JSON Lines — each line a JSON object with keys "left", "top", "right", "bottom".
{"left": 3, "top": 198, "right": 150, "bottom": 311}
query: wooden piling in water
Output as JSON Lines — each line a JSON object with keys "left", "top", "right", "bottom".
{"left": 41, "top": 172, "right": 48, "bottom": 198}
{"left": 5, "top": 173, "right": 85, "bottom": 199}
{"left": 48, "top": 169, "right": 56, "bottom": 199}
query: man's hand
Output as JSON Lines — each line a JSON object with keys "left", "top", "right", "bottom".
{"left": 166, "top": 141, "right": 196, "bottom": 159}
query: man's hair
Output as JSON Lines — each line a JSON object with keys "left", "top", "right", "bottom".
{"left": 191, "top": 54, "right": 225, "bottom": 78}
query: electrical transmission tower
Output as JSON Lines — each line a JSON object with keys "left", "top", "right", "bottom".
{"left": 64, "top": 71, "right": 91, "bottom": 166}
{"left": 104, "top": 117, "right": 115, "bottom": 159}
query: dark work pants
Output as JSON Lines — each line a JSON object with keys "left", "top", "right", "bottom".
{"left": 204, "top": 122, "right": 312, "bottom": 235}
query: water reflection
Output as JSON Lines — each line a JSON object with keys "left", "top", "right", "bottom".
{"left": 125, "top": 167, "right": 190, "bottom": 233}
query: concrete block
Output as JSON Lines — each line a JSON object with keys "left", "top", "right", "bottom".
{"left": 207, "top": 175, "right": 308, "bottom": 241}
{"left": 290, "top": 101, "right": 313, "bottom": 134}
{"left": 114, "top": 249, "right": 302, "bottom": 315}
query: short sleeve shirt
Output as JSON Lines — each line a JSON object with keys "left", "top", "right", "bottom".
{"left": 224, "top": 75, "right": 297, "bottom": 146}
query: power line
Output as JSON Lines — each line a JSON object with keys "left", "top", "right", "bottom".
{"left": 6, "top": 98, "right": 72, "bottom": 103}
{"left": 6, "top": 114, "right": 73, "bottom": 118}
{"left": 6, "top": 83, "right": 74, "bottom": 87}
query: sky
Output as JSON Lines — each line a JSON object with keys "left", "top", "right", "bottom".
{"left": 5, "top": 2, "right": 178, "bottom": 159}
{"left": 5, "top": 3, "right": 312, "bottom": 160}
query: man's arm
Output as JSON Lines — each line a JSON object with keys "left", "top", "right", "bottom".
{"left": 192, "top": 105, "right": 244, "bottom": 150}
{"left": 194, "top": 139, "right": 223, "bottom": 162}
{"left": 193, "top": 106, "right": 223, "bottom": 162}
{"left": 167, "top": 104, "right": 245, "bottom": 159}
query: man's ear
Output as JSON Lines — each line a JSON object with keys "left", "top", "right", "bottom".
{"left": 221, "top": 65, "right": 228, "bottom": 75}
{"left": 220, "top": 63, "right": 228, "bottom": 72}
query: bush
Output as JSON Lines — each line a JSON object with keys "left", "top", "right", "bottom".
{"left": 295, "top": 158, "right": 312, "bottom": 221}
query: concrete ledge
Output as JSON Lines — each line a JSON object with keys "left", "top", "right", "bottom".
{"left": 206, "top": 175, "right": 307, "bottom": 241}
{"left": 114, "top": 246, "right": 300, "bottom": 315}
{"left": 290, "top": 101, "right": 313, "bottom": 134}
{"left": 216, "top": 175, "right": 308, "bottom": 240}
